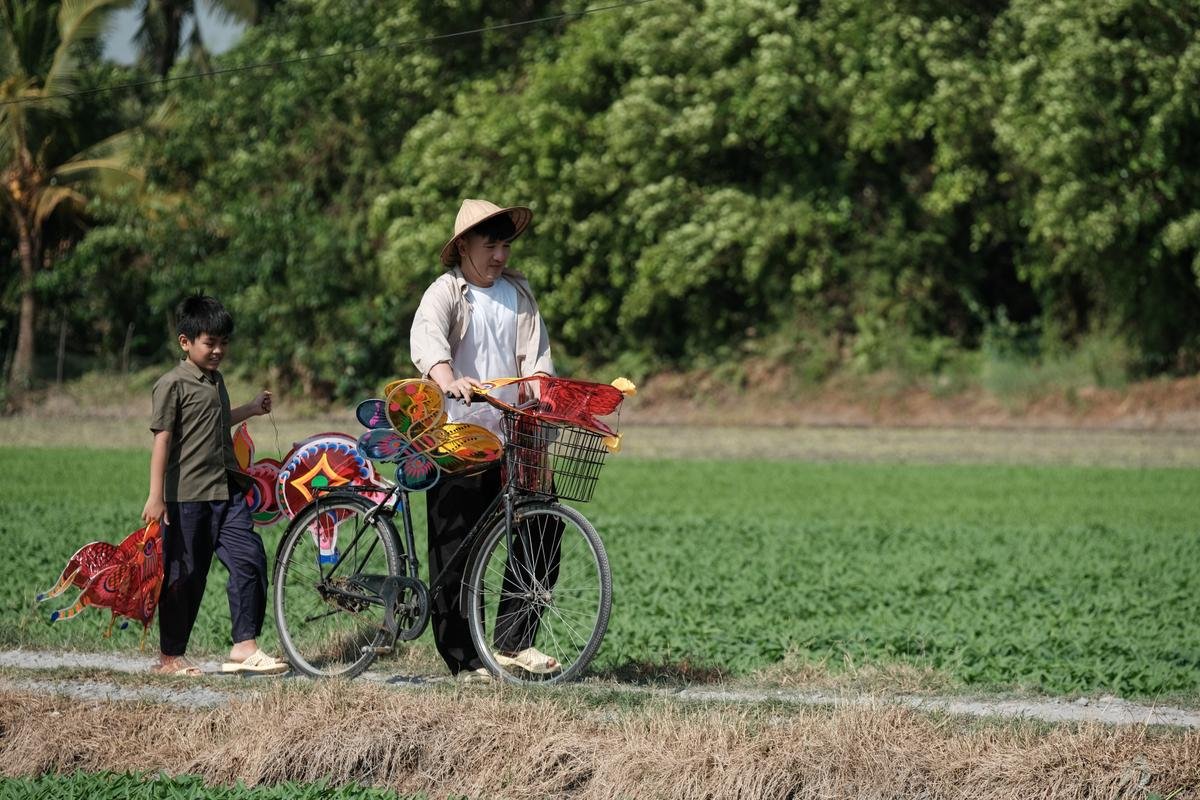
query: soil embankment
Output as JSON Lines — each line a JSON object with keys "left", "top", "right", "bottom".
{"left": 629, "top": 373, "right": 1200, "bottom": 430}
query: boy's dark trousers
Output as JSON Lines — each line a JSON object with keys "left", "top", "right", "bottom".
{"left": 159, "top": 483, "right": 268, "bottom": 656}
{"left": 425, "top": 465, "right": 563, "bottom": 674}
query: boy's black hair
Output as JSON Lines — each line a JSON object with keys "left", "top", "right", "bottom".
{"left": 177, "top": 294, "right": 234, "bottom": 340}
{"left": 467, "top": 214, "right": 518, "bottom": 243}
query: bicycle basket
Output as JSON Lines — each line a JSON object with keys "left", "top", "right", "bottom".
{"left": 502, "top": 410, "right": 610, "bottom": 503}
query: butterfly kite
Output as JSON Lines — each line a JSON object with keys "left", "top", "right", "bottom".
{"left": 355, "top": 378, "right": 504, "bottom": 491}
{"left": 37, "top": 520, "right": 164, "bottom": 647}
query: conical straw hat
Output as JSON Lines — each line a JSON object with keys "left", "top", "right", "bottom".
{"left": 440, "top": 198, "right": 533, "bottom": 266}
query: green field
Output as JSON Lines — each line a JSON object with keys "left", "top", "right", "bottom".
{"left": 3, "top": 446, "right": 1197, "bottom": 699}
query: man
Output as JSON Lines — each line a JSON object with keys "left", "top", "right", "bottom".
{"left": 410, "top": 198, "right": 560, "bottom": 680}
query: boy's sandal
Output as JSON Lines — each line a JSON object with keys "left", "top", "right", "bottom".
{"left": 221, "top": 649, "right": 289, "bottom": 675}
{"left": 151, "top": 658, "right": 203, "bottom": 677}
{"left": 493, "top": 647, "right": 561, "bottom": 675}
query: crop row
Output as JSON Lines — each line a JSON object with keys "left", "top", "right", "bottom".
{"left": 3, "top": 448, "right": 1196, "bottom": 698}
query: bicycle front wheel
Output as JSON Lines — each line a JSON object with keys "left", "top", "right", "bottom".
{"left": 273, "top": 494, "right": 402, "bottom": 679}
{"left": 466, "top": 502, "right": 611, "bottom": 684}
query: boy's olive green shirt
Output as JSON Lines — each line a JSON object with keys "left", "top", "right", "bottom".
{"left": 150, "top": 359, "right": 246, "bottom": 502}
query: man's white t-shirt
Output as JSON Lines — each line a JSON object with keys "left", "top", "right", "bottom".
{"left": 447, "top": 277, "right": 520, "bottom": 436}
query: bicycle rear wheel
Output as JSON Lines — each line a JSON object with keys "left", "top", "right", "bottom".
{"left": 465, "top": 502, "right": 611, "bottom": 684}
{"left": 273, "top": 494, "right": 402, "bottom": 679}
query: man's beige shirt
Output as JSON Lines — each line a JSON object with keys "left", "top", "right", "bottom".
{"left": 150, "top": 360, "right": 245, "bottom": 502}
{"left": 410, "top": 267, "right": 554, "bottom": 379}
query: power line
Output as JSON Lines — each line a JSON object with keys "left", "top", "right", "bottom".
{"left": 0, "top": 0, "right": 656, "bottom": 108}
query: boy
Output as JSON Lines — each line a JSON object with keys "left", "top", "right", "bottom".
{"left": 142, "top": 295, "right": 287, "bottom": 676}
{"left": 410, "top": 198, "right": 561, "bottom": 681}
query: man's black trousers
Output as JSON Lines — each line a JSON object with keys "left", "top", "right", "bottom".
{"left": 425, "top": 464, "right": 563, "bottom": 674}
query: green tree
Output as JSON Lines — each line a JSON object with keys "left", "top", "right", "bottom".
{"left": 377, "top": 0, "right": 1200, "bottom": 377}
{"left": 56, "top": 0, "right": 1200, "bottom": 398}
{"left": 993, "top": 0, "right": 1200, "bottom": 370}
{"left": 0, "top": 0, "right": 142, "bottom": 391}
{"left": 103, "top": 0, "right": 574, "bottom": 396}
{"left": 128, "top": 0, "right": 268, "bottom": 77}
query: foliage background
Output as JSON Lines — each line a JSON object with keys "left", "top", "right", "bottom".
{"left": 3, "top": 0, "right": 1200, "bottom": 398}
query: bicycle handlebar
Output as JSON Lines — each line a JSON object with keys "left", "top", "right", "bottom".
{"left": 462, "top": 389, "right": 540, "bottom": 412}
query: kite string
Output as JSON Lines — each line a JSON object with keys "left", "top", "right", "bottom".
{"left": 268, "top": 408, "right": 284, "bottom": 463}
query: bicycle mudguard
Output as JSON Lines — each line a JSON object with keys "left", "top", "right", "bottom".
{"left": 272, "top": 493, "right": 403, "bottom": 568}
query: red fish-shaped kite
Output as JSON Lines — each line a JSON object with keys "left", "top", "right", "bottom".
{"left": 476, "top": 375, "right": 636, "bottom": 448}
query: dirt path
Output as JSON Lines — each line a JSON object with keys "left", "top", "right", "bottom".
{"left": 2, "top": 648, "right": 1197, "bottom": 728}
{"left": 4, "top": 416, "right": 1200, "bottom": 466}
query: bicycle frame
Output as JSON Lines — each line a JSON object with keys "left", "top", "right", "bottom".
{"left": 294, "top": 429, "right": 543, "bottom": 646}
{"left": 273, "top": 385, "right": 615, "bottom": 682}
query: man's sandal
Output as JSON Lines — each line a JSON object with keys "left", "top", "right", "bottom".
{"left": 221, "top": 648, "right": 289, "bottom": 675}
{"left": 456, "top": 667, "right": 494, "bottom": 684}
{"left": 493, "top": 647, "right": 561, "bottom": 675}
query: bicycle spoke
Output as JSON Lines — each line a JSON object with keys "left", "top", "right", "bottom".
{"left": 275, "top": 497, "right": 400, "bottom": 679}
{"left": 494, "top": 603, "right": 538, "bottom": 635}
{"left": 467, "top": 503, "right": 610, "bottom": 684}
{"left": 539, "top": 603, "right": 598, "bottom": 625}
{"left": 540, "top": 604, "right": 590, "bottom": 647}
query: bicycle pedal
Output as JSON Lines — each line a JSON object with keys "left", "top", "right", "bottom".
{"left": 362, "top": 645, "right": 393, "bottom": 655}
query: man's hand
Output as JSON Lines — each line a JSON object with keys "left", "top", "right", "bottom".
{"left": 429, "top": 362, "right": 482, "bottom": 403}
{"left": 443, "top": 376, "right": 484, "bottom": 403}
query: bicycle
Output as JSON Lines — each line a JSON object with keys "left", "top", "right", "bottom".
{"left": 270, "top": 382, "right": 615, "bottom": 684}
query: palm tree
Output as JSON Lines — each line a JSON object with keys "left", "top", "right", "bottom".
{"left": 131, "top": 0, "right": 267, "bottom": 77}
{"left": 1, "top": 0, "right": 142, "bottom": 391}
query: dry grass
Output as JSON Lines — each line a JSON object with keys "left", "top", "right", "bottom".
{"left": 5, "top": 373, "right": 1200, "bottom": 466}
{"left": 3, "top": 414, "right": 1200, "bottom": 467}
{"left": 1, "top": 683, "right": 1198, "bottom": 799}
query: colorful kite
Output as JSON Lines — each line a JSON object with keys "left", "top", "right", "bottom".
{"left": 37, "top": 520, "right": 164, "bottom": 646}
{"left": 355, "top": 378, "right": 503, "bottom": 492}
{"left": 36, "top": 420, "right": 409, "bottom": 639}
{"left": 275, "top": 432, "right": 387, "bottom": 564}
{"left": 233, "top": 422, "right": 283, "bottom": 526}
{"left": 475, "top": 376, "right": 636, "bottom": 450}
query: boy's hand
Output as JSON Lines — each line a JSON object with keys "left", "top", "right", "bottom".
{"left": 142, "top": 496, "right": 166, "bottom": 525}
{"left": 253, "top": 389, "right": 272, "bottom": 416}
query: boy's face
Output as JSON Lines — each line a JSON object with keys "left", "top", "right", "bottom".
{"left": 457, "top": 232, "right": 511, "bottom": 287}
{"left": 179, "top": 332, "right": 228, "bottom": 373}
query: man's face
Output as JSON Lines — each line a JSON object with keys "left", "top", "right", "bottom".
{"left": 457, "top": 232, "right": 511, "bottom": 287}
{"left": 180, "top": 332, "right": 228, "bottom": 373}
